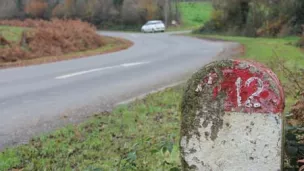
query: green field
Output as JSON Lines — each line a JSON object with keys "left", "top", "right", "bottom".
{"left": 169, "top": 2, "right": 212, "bottom": 31}
{"left": 0, "top": 26, "right": 24, "bottom": 42}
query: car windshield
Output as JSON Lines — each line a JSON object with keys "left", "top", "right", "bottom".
{"left": 146, "top": 21, "right": 162, "bottom": 25}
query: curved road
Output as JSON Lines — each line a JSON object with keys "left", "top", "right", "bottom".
{"left": 0, "top": 31, "right": 238, "bottom": 149}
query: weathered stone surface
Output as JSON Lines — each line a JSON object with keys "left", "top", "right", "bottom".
{"left": 180, "top": 59, "right": 284, "bottom": 171}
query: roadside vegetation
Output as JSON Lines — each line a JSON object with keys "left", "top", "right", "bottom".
{"left": 0, "top": 19, "right": 132, "bottom": 68}
{"left": 0, "top": 19, "right": 103, "bottom": 63}
{"left": 0, "top": 26, "right": 25, "bottom": 42}
{"left": 0, "top": 86, "right": 183, "bottom": 171}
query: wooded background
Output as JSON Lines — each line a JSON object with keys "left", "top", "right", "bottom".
{"left": 0, "top": 0, "right": 192, "bottom": 27}
{"left": 200, "top": 0, "right": 304, "bottom": 37}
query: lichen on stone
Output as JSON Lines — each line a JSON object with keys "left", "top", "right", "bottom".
{"left": 180, "top": 60, "right": 234, "bottom": 170}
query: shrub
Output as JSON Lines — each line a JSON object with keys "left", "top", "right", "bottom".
{"left": 0, "top": 45, "right": 29, "bottom": 62}
{"left": 256, "top": 16, "right": 288, "bottom": 37}
{"left": 0, "top": 35, "right": 11, "bottom": 46}
{"left": 0, "top": 19, "right": 104, "bottom": 63}
{"left": 290, "top": 95, "right": 304, "bottom": 126}
{"left": 267, "top": 54, "right": 304, "bottom": 170}
{"left": 285, "top": 95, "right": 304, "bottom": 170}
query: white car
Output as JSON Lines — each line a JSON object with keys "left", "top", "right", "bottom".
{"left": 141, "top": 20, "right": 166, "bottom": 33}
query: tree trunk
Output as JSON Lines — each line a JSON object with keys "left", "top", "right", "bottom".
{"left": 164, "top": 0, "right": 169, "bottom": 26}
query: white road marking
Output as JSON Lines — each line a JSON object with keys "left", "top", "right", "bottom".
{"left": 55, "top": 61, "right": 149, "bottom": 79}
{"left": 120, "top": 62, "right": 145, "bottom": 67}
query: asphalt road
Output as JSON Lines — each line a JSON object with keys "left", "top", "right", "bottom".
{"left": 0, "top": 31, "right": 239, "bottom": 149}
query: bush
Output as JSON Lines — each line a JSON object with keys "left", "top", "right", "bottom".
{"left": 285, "top": 122, "right": 304, "bottom": 170}
{"left": 285, "top": 95, "right": 304, "bottom": 170}
{"left": 0, "top": 19, "right": 104, "bottom": 63}
{"left": 267, "top": 55, "right": 304, "bottom": 170}
{"left": 0, "top": 45, "right": 29, "bottom": 62}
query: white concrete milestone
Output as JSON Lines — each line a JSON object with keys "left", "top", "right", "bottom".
{"left": 180, "top": 59, "right": 284, "bottom": 171}
{"left": 181, "top": 112, "right": 281, "bottom": 171}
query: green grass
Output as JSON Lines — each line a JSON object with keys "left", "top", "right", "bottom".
{"left": 196, "top": 35, "right": 303, "bottom": 66}
{"left": 0, "top": 86, "right": 183, "bottom": 171}
{"left": 192, "top": 34, "right": 304, "bottom": 109}
{"left": 176, "top": 2, "right": 213, "bottom": 30}
{"left": 0, "top": 26, "right": 25, "bottom": 42}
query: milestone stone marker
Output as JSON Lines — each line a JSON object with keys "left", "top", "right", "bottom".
{"left": 180, "top": 59, "right": 284, "bottom": 171}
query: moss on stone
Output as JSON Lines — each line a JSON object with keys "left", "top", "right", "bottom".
{"left": 180, "top": 59, "right": 234, "bottom": 170}
{"left": 180, "top": 59, "right": 284, "bottom": 170}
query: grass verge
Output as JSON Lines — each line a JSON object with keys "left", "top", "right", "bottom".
{"left": 0, "top": 36, "right": 133, "bottom": 69}
{"left": 0, "top": 86, "right": 183, "bottom": 171}
{"left": 0, "top": 26, "right": 25, "bottom": 42}
{"left": 190, "top": 34, "right": 304, "bottom": 110}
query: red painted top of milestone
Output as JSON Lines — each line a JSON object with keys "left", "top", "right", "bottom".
{"left": 204, "top": 60, "right": 284, "bottom": 114}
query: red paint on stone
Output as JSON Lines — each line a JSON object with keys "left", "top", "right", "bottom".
{"left": 201, "top": 60, "right": 284, "bottom": 114}
{"left": 260, "top": 91, "right": 270, "bottom": 98}
{"left": 213, "top": 86, "right": 219, "bottom": 99}
{"left": 245, "top": 59, "right": 285, "bottom": 105}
